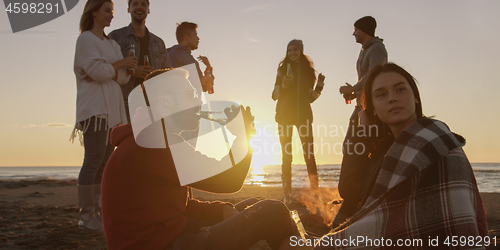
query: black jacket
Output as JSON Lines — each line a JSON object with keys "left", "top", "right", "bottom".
{"left": 272, "top": 61, "right": 318, "bottom": 125}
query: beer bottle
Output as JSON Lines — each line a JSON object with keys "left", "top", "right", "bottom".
{"left": 344, "top": 94, "right": 352, "bottom": 104}
{"left": 344, "top": 82, "right": 352, "bottom": 104}
{"left": 126, "top": 44, "right": 136, "bottom": 75}
{"left": 206, "top": 67, "right": 214, "bottom": 94}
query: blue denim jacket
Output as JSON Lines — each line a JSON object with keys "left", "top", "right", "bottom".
{"left": 108, "top": 24, "right": 168, "bottom": 109}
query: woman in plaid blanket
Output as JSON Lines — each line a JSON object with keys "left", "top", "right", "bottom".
{"left": 320, "top": 63, "right": 487, "bottom": 249}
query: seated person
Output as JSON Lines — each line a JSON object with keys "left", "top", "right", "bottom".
{"left": 319, "top": 63, "right": 487, "bottom": 248}
{"left": 101, "top": 68, "right": 298, "bottom": 250}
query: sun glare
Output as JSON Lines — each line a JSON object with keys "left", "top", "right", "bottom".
{"left": 250, "top": 163, "right": 264, "bottom": 175}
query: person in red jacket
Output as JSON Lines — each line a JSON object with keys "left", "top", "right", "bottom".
{"left": 102, "top": 67, "right": 298, "bottom": 250}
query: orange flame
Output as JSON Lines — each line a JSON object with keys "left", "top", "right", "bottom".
{"left": 295, "top": 188, "right": 342, "bottom": 226}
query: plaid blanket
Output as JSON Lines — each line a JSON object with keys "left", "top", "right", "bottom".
{"left": 315, "top": 119, "right": 487, "bottom": 249}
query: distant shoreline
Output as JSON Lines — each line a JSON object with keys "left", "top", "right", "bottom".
{"left": 2, "top": 164, "right": 500, "bottom": 193}
{"left": 1, "top": 162, "right": 500, "bottom": 167}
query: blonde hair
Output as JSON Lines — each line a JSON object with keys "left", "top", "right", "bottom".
{"left": 79, "top": 0, "right": 112, "bottom": 37}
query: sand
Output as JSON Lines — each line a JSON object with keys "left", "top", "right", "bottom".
{"left": 0, "top": 179, "right": 499, "bottom": 249}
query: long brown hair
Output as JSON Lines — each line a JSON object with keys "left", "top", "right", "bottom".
{"left": 278, "top": 46, "right": 316, "bottom": 82}
{"left": 79, "top": 0, "right": 112, "bottom": 38}
{"left": 361, "top": 63, "right": 424, "bottom": 145}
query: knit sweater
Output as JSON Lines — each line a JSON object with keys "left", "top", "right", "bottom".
{"left": 71, "top": 31, "right": 129, "bottom": 143}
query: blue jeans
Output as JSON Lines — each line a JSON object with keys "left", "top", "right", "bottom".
{"left": 169, "top": 200, "right": 295, "bottom": 250}
{"left": 78, "top": 117, "right": 115, "bottom": 185}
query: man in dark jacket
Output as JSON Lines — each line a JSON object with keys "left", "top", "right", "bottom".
{"left": 334, "top": 16, "right": 388, "bottom": 229}
{"left": 340, "top": 16, "right": 388, "bottom": 141}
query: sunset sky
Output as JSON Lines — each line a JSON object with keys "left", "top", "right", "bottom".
{"left": 0, "top": 0, "right": 499, "bottom": 167}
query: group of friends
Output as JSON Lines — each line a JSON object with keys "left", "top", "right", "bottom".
{"left": 70, "top": 0, "right": 488, "bottom": 249}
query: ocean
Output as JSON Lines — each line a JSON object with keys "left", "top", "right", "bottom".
{"left": 1, "top": 163, "right": 499, "bottom": 193}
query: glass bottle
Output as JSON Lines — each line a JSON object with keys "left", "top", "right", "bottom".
{"left": 126, "top": 44, "right": 136, "bottom": 75}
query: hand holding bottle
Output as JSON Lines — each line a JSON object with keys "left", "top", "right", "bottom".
{"left": 340, "top": 82, "right": 354, "bottom": 104}
{"left": 126, "top": 44, "right": 137, "bottom": 75}
{"left": 282, "top": 63, "right": 294, "bottom": 89}
{"left": 282, "top": 75, "right": 293, "bottom": 89}
{"left": 343, "top": 93, "right": 355, "bottom": 104}
{"left": 198, "top": 55, "right": 214, "bottom": 94}
{"left": 339, "top": 82, "right": 353, "bottom": 95}
{"left": 122, "top": 56, "right": 138, "bottom": 71}
{"left": 112, "top": 55, "right": 137, "bottom": 80}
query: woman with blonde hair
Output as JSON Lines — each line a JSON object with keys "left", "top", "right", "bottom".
{"left": 71, "top": 0, "right": 136, "bottom": 230}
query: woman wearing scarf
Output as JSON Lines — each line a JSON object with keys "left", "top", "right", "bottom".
{"left": 320, "top": 63, "right": 487, "bottom": 249}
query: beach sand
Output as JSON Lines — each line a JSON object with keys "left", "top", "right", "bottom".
{"left": 0, "top": 179, "right": 499, "bottom": 249}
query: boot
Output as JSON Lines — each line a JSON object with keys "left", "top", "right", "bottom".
{"left": 77, "top": 185, "right": 103, "bottom": 231}
{"left": 93, "top": 184, "right": 102, "bottom": 223}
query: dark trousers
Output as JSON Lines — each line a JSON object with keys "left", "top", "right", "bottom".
{"left": 78, "top": 117, "right": 114, "bottom": 185}
{"left": 278, "top": 121, "right": 319, "bottom": 191}
{"left": 169, "top": 200, "right": 295, "bottom": 250}
{"left": 342, "top": 106, "right": 362, "bottom": 149}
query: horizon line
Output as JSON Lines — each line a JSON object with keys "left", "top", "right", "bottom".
{"left": 2, "top": 162, "right": 500, "bottom": 167}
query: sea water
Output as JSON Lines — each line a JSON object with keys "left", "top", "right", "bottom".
{"left": 1, "top": 164, "right": 499, "bottom": 193}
